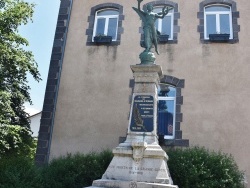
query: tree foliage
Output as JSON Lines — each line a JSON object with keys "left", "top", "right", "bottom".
{"left": 0, "top": 124, "right": 36, "bottom": 157}
{"left": 0, "top": 0, "right": 40, "bottom": 156}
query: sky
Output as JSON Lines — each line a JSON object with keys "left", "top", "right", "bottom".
{"left": 19, "top": 0, "right": 60, "bottom": 115}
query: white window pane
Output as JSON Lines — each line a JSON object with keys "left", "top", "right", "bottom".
{"left": 95, "top": 18, "right": 105, "bottom": 36}
{"left": 205, "top": 6, "right": 230, "bottom": 12}
{"left": 107, "top": 18, "right": 118, "bottom": 39}
{"left": 154, "top": 7, "right": 162, "bottom": 13}
{"left": 158, "top": 84, "right": 176, "bottom": 138}
{"left": 158, "top": 100, "right": 174, "bottom": 136}
{"left": 168, "top": 86, "right": 176, "bottom": 97}
{"left": 162, "top": 16, "right": 172, "bottom": 37}
{"left": 97, "top": 10, "right": 118, "bottom": 16}
{"left": 206, "top": 14, "right": 216, "bottom": 37}
{"left": 153, "top": 6, "right": 173, "bottom": 39}
{"left": 220, "top": 14, "right": 230, "bottom": 34}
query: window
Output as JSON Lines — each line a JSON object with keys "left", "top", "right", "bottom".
{"left": 86, "top": 3, "right": 124, "bottom": 45}
{"left": 154, "top": 7, "right": 174, "bottom": 40}
{"left": 158, "top": 75, "right": 188, "bottom": 146}
{"left": 197, "top": 0, "right": 240, "bottom": 43}
{"left": 142, "top": 1, "right": 180, "bottom": 44}
{"left": 93, "top": 9, "right": 119, "bottom": 41}
{"left": 158, "top": 84, "right": 176, "bottom": 139}
{"left": 204, "top": 5, "right": 232, "bottom": 40}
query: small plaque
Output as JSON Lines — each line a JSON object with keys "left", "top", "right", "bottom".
{"left": 130, "top": 95, "right": 154, "bottom": 132}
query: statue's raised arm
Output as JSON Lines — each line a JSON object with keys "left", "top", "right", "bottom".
{"left": 137, "top": 0, "right": 143, "bottom": 11}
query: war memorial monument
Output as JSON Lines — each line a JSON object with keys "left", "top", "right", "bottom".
{"left": 87, "top": 0, "right": 178, "bottom": 187}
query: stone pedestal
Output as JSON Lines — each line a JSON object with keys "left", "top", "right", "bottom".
{"left": 86, "top": 65, "right": 178, "bottom": 188}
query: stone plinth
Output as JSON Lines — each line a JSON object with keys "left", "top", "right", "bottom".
{"left": 125, "top": 65, "right": 163, "bottom": 148}
{"left": 100, "top": 143, "right": 172, "bottom": 183}
{"left": 90, "top": 179, "right": 178, "bottom": 188}
{"left": 87, "top": 65, "right": 178, "bottom": 188}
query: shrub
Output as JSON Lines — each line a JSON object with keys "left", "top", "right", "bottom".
{"left": 0, "top": 155, "right": 41, "bottom": 188}
{"left": 167, "top": 147, "right": 244, "bottom": 188}
{"left": 38, "top": 150, "right": 113, "bottom": 188}
{"left": 0, "top": 148, "right": 244, "bottom": 188}
{"left": 0, "top": 150, "right": 113, "bottom": 188}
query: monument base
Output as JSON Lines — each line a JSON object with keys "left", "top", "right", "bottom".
{"left": 85, "top": 140, "right": 178, "bottom": 188}
{"left": 87, "top": 179, "right": 178, "bottom": 188}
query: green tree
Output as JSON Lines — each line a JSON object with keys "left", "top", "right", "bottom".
{"left": 0, "top": 0, "right": 40, "bottom": 156}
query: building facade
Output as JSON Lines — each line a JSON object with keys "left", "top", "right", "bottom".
{"left": 29, "top": 112, "right": 41, "bottom": 137}
{"left": 36, "top": 0, "right": 249, "bottom": 185}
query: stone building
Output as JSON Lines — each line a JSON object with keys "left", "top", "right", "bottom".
{"left": 36, "top": 0, "right": 249, "bottom": 185}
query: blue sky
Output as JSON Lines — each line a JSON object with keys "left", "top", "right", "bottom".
{"left": 19, "top": 0, "right": 60, "bottom": 115}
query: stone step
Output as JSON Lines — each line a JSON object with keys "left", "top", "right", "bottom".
{"left": 86, "top": 179, "right": 178, "bottom": 188}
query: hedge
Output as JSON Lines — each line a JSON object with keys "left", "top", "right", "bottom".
{"left": 0, "top": 147, "right": 244, "bottom": 188}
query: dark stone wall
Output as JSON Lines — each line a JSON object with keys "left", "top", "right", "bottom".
{"left": 35, "top": 0, "right": 72, "bottom": 165}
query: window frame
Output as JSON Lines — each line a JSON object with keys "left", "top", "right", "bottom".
{"left": 159, "top": 76, "right": 188, "bottom": 146}
{"left": 154, "top": 6, "right": 174, "bottom": 40}
{"left": 197, "top": 0, "right": 240, "bottom": 44}
{"left": 204, "top": 4, "right": 233, "bottom": 40}
{"left": 86, "top": 3, "right": 124, "bottom": 46}
{"left": 158, "top": 85, "right": 176, "bottom": 139}
{"left": 92, "top": 9, "right": 119, "bottom": 42}
{"left": 142, "top": 1, "right": 180, "bottom": 44}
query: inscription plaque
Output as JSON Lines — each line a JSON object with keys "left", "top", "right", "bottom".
{"left": 130, "top": 95, "right": 154, "bottom": 132}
